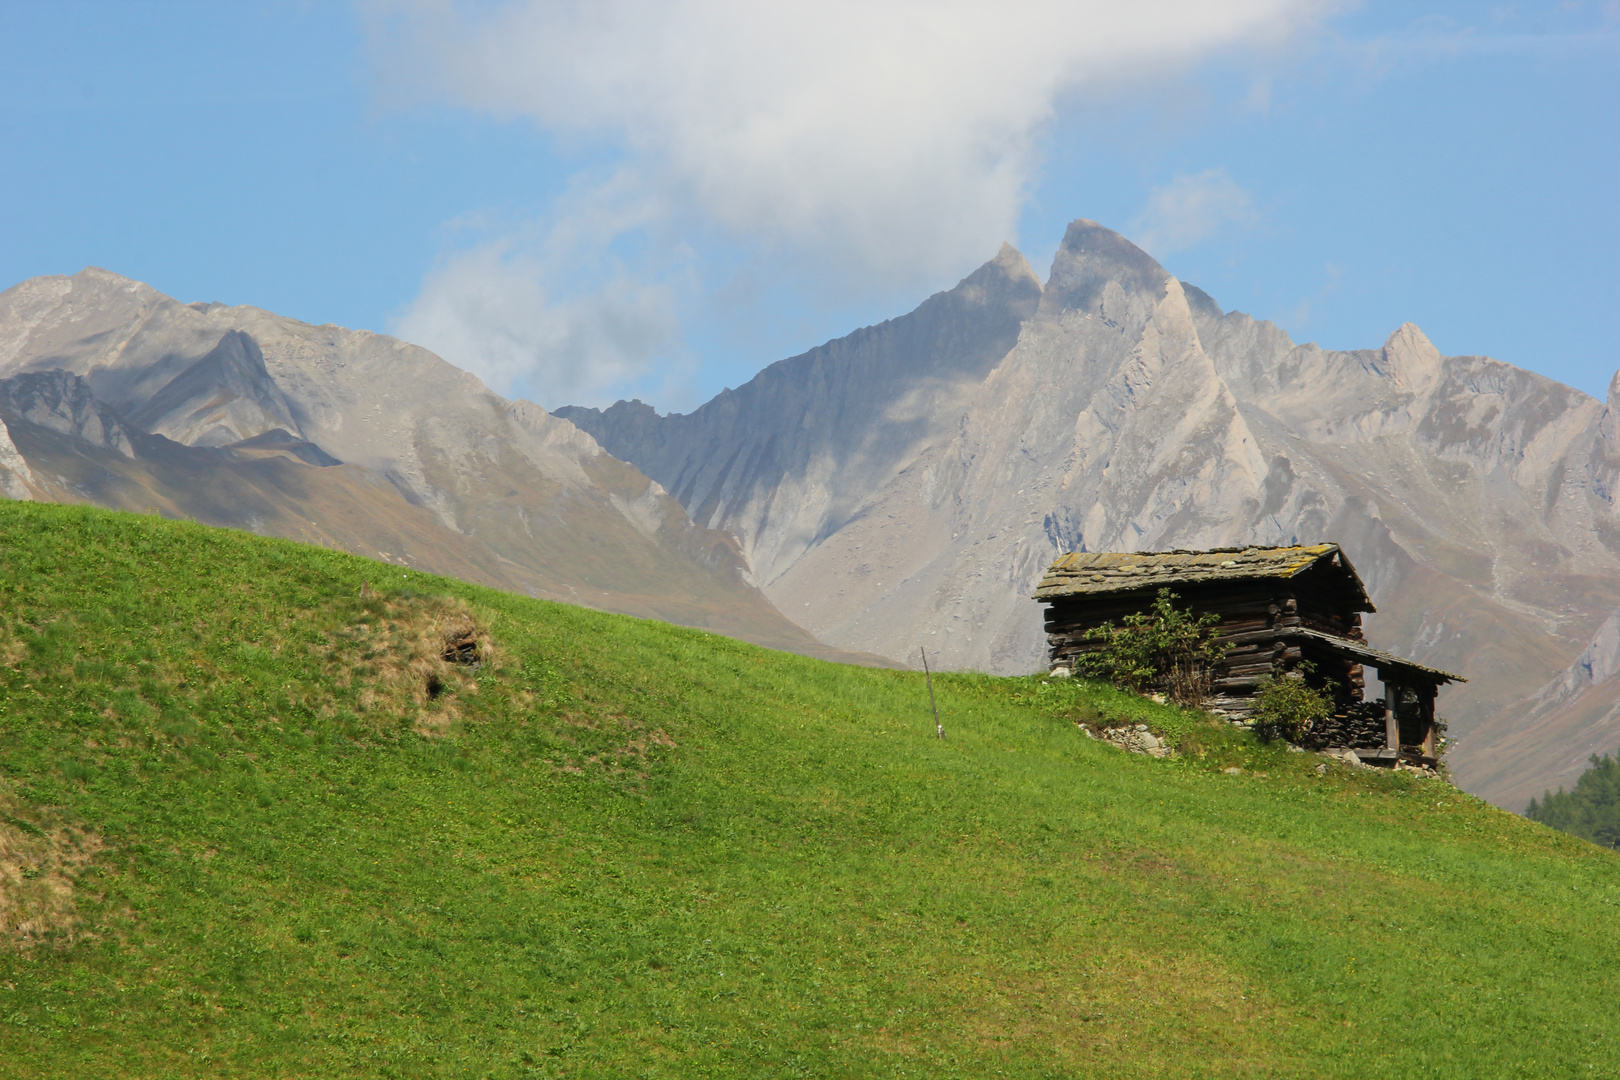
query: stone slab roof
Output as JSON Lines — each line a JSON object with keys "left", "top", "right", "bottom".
{"left": 1289, "top": 628, "right": 1464, "bottom": 685}
{"left": 1033, "top": 543, "right": 1374, "bottom": 611}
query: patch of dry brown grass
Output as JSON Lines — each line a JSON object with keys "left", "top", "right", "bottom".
{"left": 0, "top": 625, "right": 25, "bottom": 670}
{"left": 320, "top": 593, "right": 499, "bottom": 737}
{"left": 0, "top": 782, "right": 103, "bottom": 949}
{"left": 541, "top": 703, "right": 678, "bottom": 788}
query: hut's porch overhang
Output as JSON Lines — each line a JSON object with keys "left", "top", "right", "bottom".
{"left": 1286, "top": 628, "right": 1465, "bottom": 766}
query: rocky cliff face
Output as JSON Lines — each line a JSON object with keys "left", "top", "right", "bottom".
{"left": 0, "top": 268, "right": 870, "bottom": 663}
{"left": 556, "top": 242, "right": 1043, "bottom": 590}
{"left": 561, "top": 220, "right": 1620, "bottom": 808}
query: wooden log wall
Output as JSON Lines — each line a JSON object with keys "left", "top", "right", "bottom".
{"left": 1043, "top": 579, "right": 1370, "bottom": 719}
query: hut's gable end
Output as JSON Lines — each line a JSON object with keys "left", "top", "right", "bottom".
{"left": 1290, "top": 553, "right": 1375, "bottom": 634}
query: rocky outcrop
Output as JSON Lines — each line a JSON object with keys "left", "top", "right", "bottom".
{"left": 1082, "top": 723, "right": 1172, "bottom": 758}
{"left": 127, "top": 329, "right": 303, "bottom": 447}
{"left": 0, "top": 370, "right": 141, "bottom": 458}
{"left": 556, "top": 242, "right": 1044, "bottom": 589}
{"left": 560, "top": 219, "right": 1620, "bottom": 808}
{"left": 0, "top": 420, "right": 35, "bottom": 501}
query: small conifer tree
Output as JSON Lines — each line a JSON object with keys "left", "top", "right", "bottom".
{"left": 1526, "top": 750, "right": 1620, "bottom": 849}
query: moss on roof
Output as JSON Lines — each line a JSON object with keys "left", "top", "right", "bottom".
{"left": 1033, "top": 543, "right": 1373, "bottom": 611}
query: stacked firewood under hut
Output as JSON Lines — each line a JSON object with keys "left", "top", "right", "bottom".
{"left": 1032, "top": 544, "right": 1464, "bottom": 766}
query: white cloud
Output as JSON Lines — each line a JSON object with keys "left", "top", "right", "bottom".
{"left": 369, "top": 0, "right": 1333, "bottom": 403}
{"left": 1131, "top": 168, "right": 1260, "bottom": 256}
{"left": 392, "top": 167, "right": 696, "bottom": 408}
{"left": 371, "top": 1, "right": 1323, "bottom": 274}
{"left": 392, "top": 169, "right": 690, "bottom": 407}
{"left": 395, "top": 243, "right": 680, "bottom": 407}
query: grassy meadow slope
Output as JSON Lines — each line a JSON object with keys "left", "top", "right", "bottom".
{"left": 0, "top": 412, "right": 878, "bottom": 669}
{"left": 0, "top": 504, "right": 1617, "bottom": 1078}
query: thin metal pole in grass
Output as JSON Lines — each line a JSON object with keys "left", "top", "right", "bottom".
{"left": 920, "top": 647, "right": 944, "bottom": 739}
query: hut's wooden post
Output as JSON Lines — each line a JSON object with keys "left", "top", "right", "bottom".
{"left": 1421, "top": 690, "right": 1437, "bottom": 758}
{"left": 1384, "top": 683, "right": 1400, "bottom": 751}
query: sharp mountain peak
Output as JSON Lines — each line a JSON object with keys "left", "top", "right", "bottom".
{"left": 983, "top": 242, "right": 1042, "bottom": 290}
{"left": 1041, "top": 219, "right": 1173, "bottom": 316}
{"left": 1382, "top": 321, "right": 1441, "bottom": 365}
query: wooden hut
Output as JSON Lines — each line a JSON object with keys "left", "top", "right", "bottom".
{"left": 1032, "top": 543, "right": 1464, "bottom": 766}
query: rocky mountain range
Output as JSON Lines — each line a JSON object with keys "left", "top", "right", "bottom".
{"left": 0, "top": 268, "right": 876, "bottom": 664}
{"left": 7, "top": 223, "right": 1620, "bottom": 809}
{"left": 560, "top": 220, "right": 1620, "bottom": 810}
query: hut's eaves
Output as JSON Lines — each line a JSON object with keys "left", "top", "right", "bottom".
{"left": 1288, "top": 627, "right": 1464, "bottom": 685}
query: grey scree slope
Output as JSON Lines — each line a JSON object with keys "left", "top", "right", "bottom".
{"left": 560, "top": 220, "right": 1620, "bottom": 810}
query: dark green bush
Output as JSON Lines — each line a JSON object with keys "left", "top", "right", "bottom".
{"left": 1081, "top": 588, "right": 1229, "bottom": 706}
{"left": 1251, "top": 669, "right": 1333, "bottom": 743}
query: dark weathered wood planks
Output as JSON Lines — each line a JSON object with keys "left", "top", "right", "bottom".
{"left": 1036, "top": 543, "right": 1460, "bottom": 764}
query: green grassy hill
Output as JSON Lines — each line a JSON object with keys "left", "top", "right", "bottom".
{"left": 1, "top": 504, "right": 1617, "bottom": 1078}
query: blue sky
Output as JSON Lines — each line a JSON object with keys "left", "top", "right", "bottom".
{"left": 2, "top": 1, "right": 1616, "bottom": 411}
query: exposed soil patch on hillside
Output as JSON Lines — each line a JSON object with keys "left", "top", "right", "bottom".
{"left": 0, "top": 782, "right": 102, "bottom": 949}
{"left": 321, "top": 592, "right": 497, "bottom": 737}
{"left": 547, "top": 703, "right": 677, "bottom": 788}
